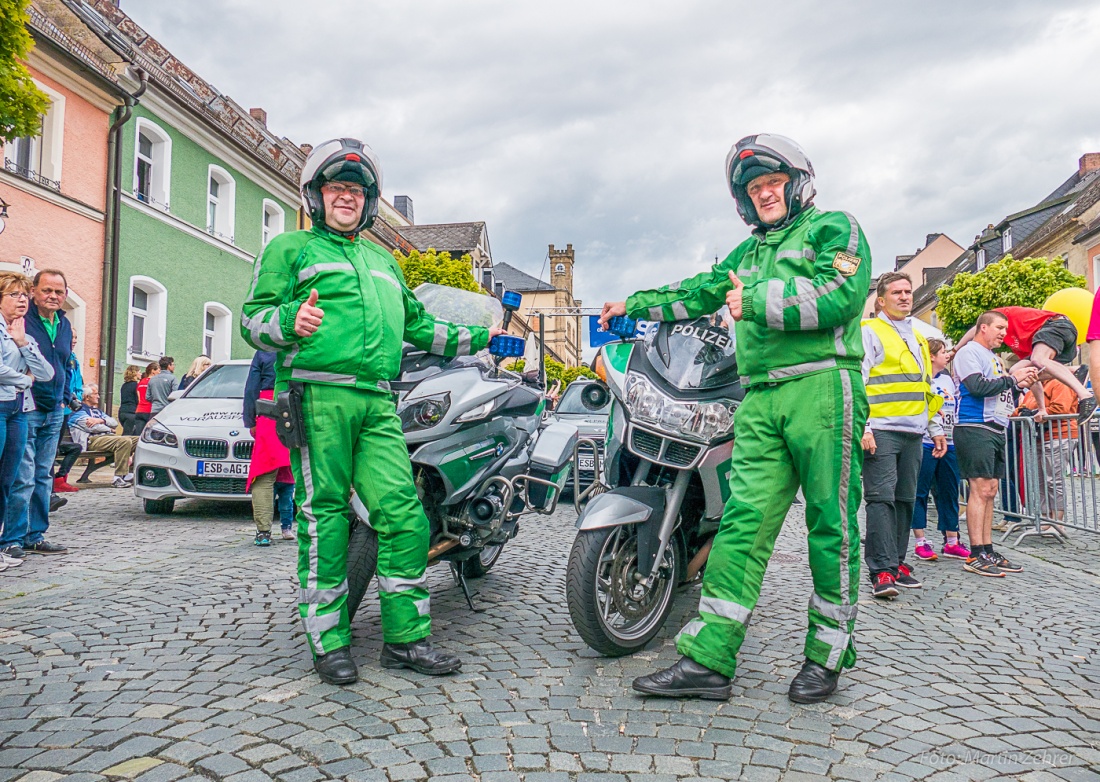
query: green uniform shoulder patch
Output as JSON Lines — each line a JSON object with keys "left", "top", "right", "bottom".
{"left": 832, "top": 251, "right": 861, "bottom": 277}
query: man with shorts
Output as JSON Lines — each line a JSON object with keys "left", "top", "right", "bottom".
{"left": 952, "top": 311, "right": 1038, "bottom": 577}
{"left": 956, "top": 306, "right": 1094, "bottom": 423}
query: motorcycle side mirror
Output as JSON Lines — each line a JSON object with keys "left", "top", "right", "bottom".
{"left": 581, "top": 382, "right": 610, "bottom": 410}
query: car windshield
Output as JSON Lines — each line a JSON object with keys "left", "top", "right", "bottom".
{"left": 642, "top": 319, "right": 738, "bottom": 390}
{"left": 556, "top": 383, "right": 610, "bottom": 415}
{"left": 183, "top": 364, "right": 250, "bottom": 399}
{"left": 414, "top": 283, "right": 503, "bottom": 328}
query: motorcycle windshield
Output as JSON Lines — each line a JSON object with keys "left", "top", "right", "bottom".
{"left": 414, "top": 283, "right": 504, "bottom": 329}
{"left": 643, "top": 319, "right": 739, "bottom": 390}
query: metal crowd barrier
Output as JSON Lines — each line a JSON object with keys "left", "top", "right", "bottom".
{"left": 994, "top": 414, "right": 1100, "bottom": 544}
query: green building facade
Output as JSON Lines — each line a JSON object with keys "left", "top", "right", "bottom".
{"left": 112, "top": 96, "right": 299, "bottom": 395}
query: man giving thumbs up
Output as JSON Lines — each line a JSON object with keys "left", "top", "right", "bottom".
{"left": 242, "top": 139, "right": 502, "bottom": 686}
{"left": 618, "top": 135, "right": 872, "bottom": 705}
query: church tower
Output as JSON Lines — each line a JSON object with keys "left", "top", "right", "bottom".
{"left": 549, "top": 243, "right": 574, "bottom": 297}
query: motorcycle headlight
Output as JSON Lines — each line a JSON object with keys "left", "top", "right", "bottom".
{"left": 624, "top": 372, "right": 737, "bottom": 442}
{"left": 140, "top": 420, "right": 178, "bottom": 447}
{"left": 398, "top": 393, "right": 451, "bottom": 432}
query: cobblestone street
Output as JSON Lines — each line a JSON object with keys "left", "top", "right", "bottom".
{"left": 2, "top": 485, "right": 1099, "bottom": 782}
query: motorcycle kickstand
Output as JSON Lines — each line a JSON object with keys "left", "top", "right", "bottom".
{"left": 449, "top": 562, "right": 484, "bottom": 613}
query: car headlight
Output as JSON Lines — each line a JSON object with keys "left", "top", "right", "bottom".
{"left": 398, "top": 392, "right": 451, "bottom": 432}
{"left": 140, "top": 420, "right": 178, "bottom": 447}
{"left": 624, "top": 372, "right": 737, "bottom": 442}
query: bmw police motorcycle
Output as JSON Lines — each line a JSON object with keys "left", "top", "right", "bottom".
{"left": 566, "top": 315, "right": 744, "bottom": 655}
{"left": 346, "top": 284, "right": 578, "bottom": 617}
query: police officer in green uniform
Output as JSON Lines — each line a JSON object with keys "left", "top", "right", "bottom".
{"left": 242, "top": 138, "right": 503, "bottom": 685}
{"left": 603, "top": 134, "right": 872, "bottom": 702}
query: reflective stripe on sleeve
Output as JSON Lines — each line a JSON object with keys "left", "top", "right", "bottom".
{"left": 432, "top": 322, "right": 450, "bottom": 354}
{"left": 765, "top": 279, "right": 786, "bottom": 330}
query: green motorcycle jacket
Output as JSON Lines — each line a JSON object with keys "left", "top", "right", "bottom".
{"left": 241, "top": 227, "right": 490, "bottom": 389}
{"left": 625, "top": 206, "right": 872, "bottom": 387}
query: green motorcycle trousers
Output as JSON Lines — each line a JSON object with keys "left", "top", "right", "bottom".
{"left": 289, "top": 383, "right": 432, "bottom": 656}
{"left": 676, "top": 369, "right": 869, "bottom": 678}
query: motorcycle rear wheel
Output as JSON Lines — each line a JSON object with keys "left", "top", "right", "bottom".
{"left": 566, "top": 524, "right": 680, "bottom": 656}
{"left": 346, "top": 515, "right": 379, "bottom": 621}
{"left": 463, "top": 542, "right": 504, "bottom": 578}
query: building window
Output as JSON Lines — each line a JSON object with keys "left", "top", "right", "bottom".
{"left": 976, "top": 248, "right": 987, "bottom": 271}
{"left": 202, "top": 302, "right": 232, "bottom": 362}
{"left": 3, "top": 82, "right": 64, "bottom": 191}
{"left": 132, "top": 119, "right": 171, "bottom": 207}
{"left": 1002, "top": 226, "right": 1013, "bottom": 253}
{"left": 127, "top": 276, "right": 167, "bottom": 361}
{"left": 261, "top": 199, "right": 285, "bottom": 248}
{"left": 206, "top": 165, "right": 236, "bottom": 243}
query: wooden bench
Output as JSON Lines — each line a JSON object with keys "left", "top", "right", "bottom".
{"left": 54, "top": 449, "right": 115, "bottom": 483}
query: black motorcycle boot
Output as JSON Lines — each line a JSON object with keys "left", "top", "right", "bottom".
{"left": 632, "top": 656, "right": 732, "bottom": 700}
{"left": 788, "top": 659, "right": 840, "bottom": 703}
{"left": 380, "top": 638, "right": 462, "bottom": 675}
{"left": 313, "top": 647, "right": 358, "bottom": 686}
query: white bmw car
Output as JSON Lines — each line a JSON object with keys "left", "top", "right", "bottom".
{"left": 133, "top": 359, "right": 254, "bottom": 515}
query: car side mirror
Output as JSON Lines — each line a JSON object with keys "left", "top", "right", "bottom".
{"left": 581, "top": 383, "right": 610, "bottom": 410}
{"left": 168, "top": 390, "right": 184, "bottom": 401}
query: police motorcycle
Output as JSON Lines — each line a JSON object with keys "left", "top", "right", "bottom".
{"left": 346, "top": 284, "right": 578, "bottom": 618}
{"left": 565, "top": 315, "right": 744, "bottom": 655}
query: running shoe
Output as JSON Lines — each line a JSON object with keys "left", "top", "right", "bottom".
{"left": 281, "top": 528, "right": 294, "bottom": 540}
{"left": 254, "top": 532, "right": 271, "bottom": 546}
{"left": 871, "top": 572, "right": 899, "bottom": 599}
{"left": 25, "top": 540, "right": 68, "bottom": 555}
{"left": 962, "top": 556, "right": 1004, "bottom": 577}
{"left": 985, "top": 551, "right": 1022, "bottom": 573}
{"left": 941, "top": 541, "right": 971, "bottom": 559}
{"left": 1078, "top": 396, "right": 1097, "bottom": 424}
{"left": 0, "top": 552, "right": 23, "bottom": 568}
{"left": 914, "top": 541, "right": 938, "bottom": 561}
{"left": 896, "top": 563, "right": 922, "bottom": 589}
{"left": 112, "top": 476, "right": 133, "bottom": 488}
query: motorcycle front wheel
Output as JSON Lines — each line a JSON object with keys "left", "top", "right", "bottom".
{"left": 566, "top": 524, "right": 680, "bottom": 656}
{"left": 346, "top": 515, "right": 379, "bottom": 621}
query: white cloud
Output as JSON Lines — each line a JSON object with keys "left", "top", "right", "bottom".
{"left": 122, "top": 0, "right": 1100, "bottom": 315}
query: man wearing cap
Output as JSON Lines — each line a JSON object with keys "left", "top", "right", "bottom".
{"left": 242, "top": 138, "right": 503, "bottom": 685}
{"left": 602, "top": 134, "right": 871, "bottom": 703}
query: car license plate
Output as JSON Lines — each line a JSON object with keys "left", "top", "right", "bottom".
{"left": 578, "top": 455, "right": 599, "bottom": 471}
{"left": 197, "top": 461, "right": 248, "bottom": 477}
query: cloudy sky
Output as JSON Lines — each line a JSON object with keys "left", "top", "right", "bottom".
{"left": 123, "top": 0, "right": 1100, "bottom": 319}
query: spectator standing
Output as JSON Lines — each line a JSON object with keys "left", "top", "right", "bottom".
{"left": 953, "top": 310, "right": 1037, "bottom": 577}
{"left": 1, "top": 273, "right": 54, "bottom": 570}
{"left": 66, "top": 335, "right": 83, "bottom": 404}
{"left": 131, "top": 362, "right": 158, "bottom": 435}
{"left": 146, "top": 356, "right": 177, "bottom": 415}
{"left": 243, "top": 350, "right": 295, "bottom": 545}
{"left": 179, "top": 355, "right": 211, "bottom": 390}
{"left": 117, "top": 365, "right": 140, "bottom": 435}
{"left": 911, "top": 339, "right": 969, "bottom": 560}
{"left": 69, "top": 384, "right": 137, "bottom": 488}
{"left": 861, "top": 272, "right": 946, "bottom": 599}
{"left": 2, "top": 270, "right": 71, "bottom": 558}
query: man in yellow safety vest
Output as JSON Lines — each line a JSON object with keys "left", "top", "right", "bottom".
{"left": 861, "top": 272, "right": 946, "bottom": 599}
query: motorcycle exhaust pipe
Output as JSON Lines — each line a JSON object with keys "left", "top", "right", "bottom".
{"left": 685, "top": 535, "right": 714, "bottom": 581}
{"left": 427, "top": 538, "right": 460, "bottom": 565}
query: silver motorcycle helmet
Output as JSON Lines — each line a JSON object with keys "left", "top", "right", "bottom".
{"left": 725, "top": 134, "right": 816, "bottom": 230}
{"left": 300, "top": 138, "right": 384, "bottom": 234}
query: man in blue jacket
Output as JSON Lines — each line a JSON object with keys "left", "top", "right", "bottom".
{"left": 1, "top": 270, "right": 73, "bottom": 558}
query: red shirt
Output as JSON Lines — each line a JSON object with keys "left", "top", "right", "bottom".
{"left": 136, "top": 377, "right": 152, "bottom": 413}
{"left": 994, "top": 306, "right": 1059, "bottom": 359}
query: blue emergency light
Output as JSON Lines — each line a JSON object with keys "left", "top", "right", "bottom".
{"left": 489, "top": 335, "right": 525, "bottom": 358}
{"left": 501, "top": 290, "right": 522, "bottom": 312}
{"left": 608, "top": 316, "right": 638, "bottom": 339}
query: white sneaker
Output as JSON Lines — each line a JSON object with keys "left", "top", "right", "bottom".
{"left": 124, "top": 472, "right": 135, "bottom": 482}
{"left": 112, "top": 476, "right": 133, "bottom": 488}
{"left": 0, "top": 552, "right": 22, "bottom": 568}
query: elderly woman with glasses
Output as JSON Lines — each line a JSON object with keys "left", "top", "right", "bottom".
{"left": 0, "top": 272, "right": 54, "bottom": 572}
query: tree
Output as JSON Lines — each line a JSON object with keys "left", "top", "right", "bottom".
{"left": 506, "top": 357, "right": 597, "bottom": 391}
{"left": 393, "top": 248, "right": 481, "bottom": 292}
{"left": 1, "top": 0, "right": 50, "bottom": 142}
{"left": 935, "top": 256, "right": 1087, "bottom": 342}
